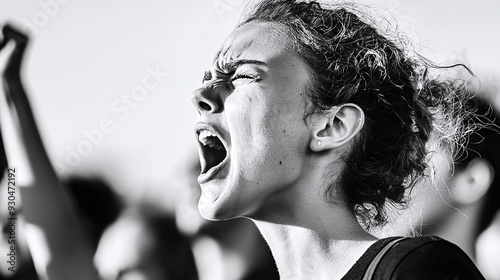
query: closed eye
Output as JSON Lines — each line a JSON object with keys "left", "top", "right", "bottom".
{"left": 230, "top": 73, "right": 259, "bottom": 83}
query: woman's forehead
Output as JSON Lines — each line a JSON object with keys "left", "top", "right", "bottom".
{"left": 213, "top": 21, "right": 293, "bottom": 68}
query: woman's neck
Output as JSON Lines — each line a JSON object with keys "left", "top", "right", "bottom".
{"left": 252, "top": 202, "right": 377, "bottom": 280}
{"left": 247, "top": 159, "right": 378, "bottom": 279}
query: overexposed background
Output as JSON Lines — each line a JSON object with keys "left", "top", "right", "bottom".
{"left": 0, "top": 0, "right": 499, "bottom": 212}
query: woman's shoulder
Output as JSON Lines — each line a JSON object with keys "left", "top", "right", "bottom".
{"left": 374, "top": 236, "right": 485, "bottom": 279}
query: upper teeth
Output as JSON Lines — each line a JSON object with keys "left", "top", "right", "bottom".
{"left": 198, "top": 130, "right": 214, "bottom": 142}
{"left": 198, "top": 130, "right": 224, "bottom": 150}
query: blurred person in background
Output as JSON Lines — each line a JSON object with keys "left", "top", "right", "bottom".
{"left": 63, "top": 175, "right": 123, "bottom": 251}
{"left": 0, "top": 128, "right": 38, "bottom": 280}
{"left": 0, "top": 173, "right": 123, "bottom": 280}
{"left": 392, "top": 94, "right": 500, "bottom": 280}
{"left": 0, "top": 51, "right": 37, "bottom": 279}
{"left": 94, "top": 202, "right": 198, "bottom": 280}
{"left": 1, "top": 25, "right": 122, "bottom": 280}
{"left": 0, "top": 24, "right": 100, "bottom": 280}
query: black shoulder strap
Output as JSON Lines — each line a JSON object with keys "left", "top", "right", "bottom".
{"left": 364, "top": 236, "right": 485, "bottom": 280}
{"left": 362, "top": 237, "right": 407, "bottom": 280}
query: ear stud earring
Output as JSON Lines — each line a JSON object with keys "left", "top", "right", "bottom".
{"left": 317, "top": 140, "right": 322, "bottom": 146}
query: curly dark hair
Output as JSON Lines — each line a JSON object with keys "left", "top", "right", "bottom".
{"left": 241, "top": 0, "right": 472, "bottom": 227}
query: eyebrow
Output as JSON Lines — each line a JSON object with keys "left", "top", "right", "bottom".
{"left": 219, "top": 59, "right": 268, "bottom": 72}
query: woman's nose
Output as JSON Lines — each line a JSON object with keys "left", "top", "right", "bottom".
{"left": 191, "top": 85, "right": 223, "bottom": 114}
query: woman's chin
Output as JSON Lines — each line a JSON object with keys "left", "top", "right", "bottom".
{"left": 198, "top": 194, "right": 239, "bottom": 221}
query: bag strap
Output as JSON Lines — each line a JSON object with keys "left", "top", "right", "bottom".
{"left": 362, "top": 237, "right": 407, "bottom": 280}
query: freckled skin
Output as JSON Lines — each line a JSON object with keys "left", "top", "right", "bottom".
{"left": 192, "top": 22, "right": 315, "bottom": 220}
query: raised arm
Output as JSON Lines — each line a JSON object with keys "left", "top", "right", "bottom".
{"left": 0, "top": 24, "right": 99, "bottom": 280}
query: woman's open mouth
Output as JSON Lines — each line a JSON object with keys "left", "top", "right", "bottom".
{"left": 196, "top": 125, "right": 228, "bottom": 177}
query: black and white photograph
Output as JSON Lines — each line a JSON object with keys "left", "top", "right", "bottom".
{"left": 0, "top": 0, "right": 499, "bottom": 279}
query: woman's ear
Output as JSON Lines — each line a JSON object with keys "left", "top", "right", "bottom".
{"left": 452, "top": 158, "right": 494, "bottom": 205}
{"left": 309, "top": 103, "right": 365, "bottom": 152}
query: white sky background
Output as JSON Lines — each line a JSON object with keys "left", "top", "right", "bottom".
{"left": 0, "top": 0, "right": 499, "bottom": 211}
